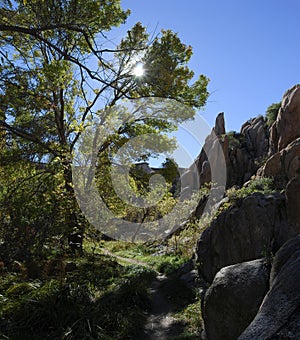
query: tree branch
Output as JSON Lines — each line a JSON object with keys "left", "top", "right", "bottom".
{"left": 0, "top": 120, "right": 57, "bottom": 156}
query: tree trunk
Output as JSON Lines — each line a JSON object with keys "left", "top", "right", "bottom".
{"left": 63, "top": 158, "right": 83, "bottom": 254}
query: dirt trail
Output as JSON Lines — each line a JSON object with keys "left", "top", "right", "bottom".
{"left": 142, "top": 274, "right": 184, "bottom": 340}
{"left": 100, "top": 248, "right": 153, "bottom": 268}
{"left": 100, "top": 247, "right": 185, "bottom": 339}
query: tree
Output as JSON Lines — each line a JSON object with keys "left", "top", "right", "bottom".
{"left": 266, "top": 102, "right": 281, "bottom": 127}
{"left": 160, "top": 158, "right": 180, "bottom": 184}
{"left": 0, "top": 0, "right": 209, "bottom": 249}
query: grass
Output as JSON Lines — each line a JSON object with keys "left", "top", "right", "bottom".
{"left": 0, "top": 203, "right": 211, "bottom": 339}
{"left": 88, "top": 239, "right": 190, "bottom": 275}
{"left": 172, "top": 299, "right": 203, "bottom": 339}
{"left": 149, "top": 267, "right": 203, "bottom": 340}
{"left": 83, "top": 237, "right": 204, "bottom": 339}
{"left": 0, "top": 241, "right": 201, "bottom": 339}
{"left": 0, "top": 252, "right": 156, "bottom": 339}
{"left": 226, "top": 176, "right": 275, "bottom": 201}
{"left": 62, "top": 177, "right": 276, "bottom": 339}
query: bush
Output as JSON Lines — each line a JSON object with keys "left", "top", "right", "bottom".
{"left": 156, "top": 255, "right": 186, "bottom": 275}
{"left": 266, "top": 102, "right": 281, "bottom": 127}
{"left": 226, "top": 131, "right": 245, "bottom": 149}
{"left": 226, "top": 177, "right": 275, "bottom": 201}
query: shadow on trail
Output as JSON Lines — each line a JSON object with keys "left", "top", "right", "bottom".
{"left": 141, "top": 273, "right": 195, "bottom": 340}
{"left": 142, "top": 274, "right": 184, "bottom": 339}
{"left": 100, "top": 247, "right": 198, "bottom": 339}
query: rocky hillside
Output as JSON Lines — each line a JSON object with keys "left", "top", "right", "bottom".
{"left": 192, "top": 84, "right": 300, "bottom": 339}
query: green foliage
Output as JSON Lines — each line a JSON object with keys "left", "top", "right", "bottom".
{"left": 266, "top": 102, "right": 281, "bottom": 127}
{"left": 0, "top": 254, "right": 154, "bottom": 339}
{"left": 0, "top": 3, "right": 210, "bottom": 337}
{"left": 226, "top": 177, "right": 275, "bottom": 202}
{"left": 117, "top": 24, "right": 210, "bottom": 109}
{"left": 0, "top": 0, "right": 208, "bottom": 258}
{"left": 172, "top": 299, "right": 203, "bottom": 339}
{"left": 0, "top": 158, "right": 87, "bottom": 266}
{"left": 168, "top": 216, "right": 212, "bottom": 259}
{"left": 4, "top": 0, "right": 129, "bottom": 41}
{"left": 124, "top": 263, "right": 156, "bottom": 281}
{"left": 156, "top": 255, "right": 186, "bottom": 275}
{"left": 94, "top": 152, "right": 179, "bottom": 241}
{"left": 226, "top": 131, "right": 247, "bottom": 150}
{"left": 160, "top": 157, "right": 180, "bottom": 184}
{"left": 0, "top": 0, "right": 209, "bottom": 252}
{"left": 99, "top": 240, "right": 188, "bottom": 274}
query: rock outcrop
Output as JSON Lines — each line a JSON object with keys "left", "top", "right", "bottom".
{"left": 180, "top": 112, "right": 227, "bottom": 202}
{"left": 260, "top": 137, "right": 300, "bottom": 188}
{"left": 203, "top": 259, "right": 269, "bottom": 340}
{"left": 182, "top": 84, "right": 300, "bottom": 206}
{"left": 239, "top": 236, "right": 300, "bottom": 339}
{"left": 225, "top": 115, "right": 269, "bottom": 187}
{"left": 270, "top": 84, "right": 300, "bottom": 153}
{"left": 241, "top": 115, "right": 269, "bottom": 160}
{"left": 193, "top": 113, "right": 269, "bottom": 191}
{"left": 213, "top": 111, "right": 226, "bottom": 136}
{"left": 196, "top": 192, "right": 296, "bottom": 284}
{"left": 195, "top": 112, "right": 227, "bottom": 188}
{"left": 194, "top": 84, "right": 300, "bottom": 340}
{"left": 286, "top": 176, "right": 300, "bottom": 233}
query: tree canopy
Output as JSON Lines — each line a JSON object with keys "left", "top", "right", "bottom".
{"left": 0, "top": 0, "right": 210, "bottom": 248}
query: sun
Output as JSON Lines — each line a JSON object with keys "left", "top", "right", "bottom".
{"left": 132, "top": 63, "right": 144, "bottom": 77}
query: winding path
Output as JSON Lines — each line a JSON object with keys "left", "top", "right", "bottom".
{"left": 142, "top": 274, "right": 183, "bottom": 339}
{"left": 100, "top": 247, "right": 184, "bottom": 339}
{"left": 100, "top": 248, "right": 154, "bottom": 268}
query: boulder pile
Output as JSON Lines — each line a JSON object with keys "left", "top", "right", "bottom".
{"left": 193, "top": 84, "right": 300, "bottom": 339}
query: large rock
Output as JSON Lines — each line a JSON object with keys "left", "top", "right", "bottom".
{"left": 286, "top": 176, "right": 300, "bottom": 233}
{"left": 196, "top": 192, "right": 296, "bottom": 283}
{"left": 268, "top": 306, "right": 300, "bottom": 340}
{"left": 191, "top": 112, "right": 269, "bottom": 194}
{"left": 179, "top": 113, "right": 226, "bottom": 194}
{"left": 203, "top": 259, "right": 269, "bottom": 340}
{"left": 258, "top": 152, "right": 281, "bottom": 181}
{"left": 224, "top": 115, "right": 268, "bottom": 188}
{"left": 240, "top": 115, "right": 269, "bottom": 160}
{"left": 239, "top": 236, "right": 300, "bottom": 339}
{"left": 195, "top": 112, "right": 227, "bottom": 187}
{"left": 269, "top": 234, "right": 300, "bottom": 283}
{"left": 260, "top": 137, "right": 300, "bottom": 188}
{"left": 219, "top": 116, "right": 269, "bottom": 187}
{"left": 213, "top": 111, "right": 226, "bottom": 136}
{"left": 273, "top": 84, "right": 300, "bottom": 152}
{"left": 187, "top": 112, "right": 269, "bottom": 194}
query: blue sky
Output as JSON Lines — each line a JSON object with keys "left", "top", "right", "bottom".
{"left": 116, "top": 0, "right": 300, "bottom": 166}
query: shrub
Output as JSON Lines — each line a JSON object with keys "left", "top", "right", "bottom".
{"left": 226, "top": 131, "right": 247, "bottom": 150}
{"left": 266, "top": 102, "right": 281, "bottom": 127}
{"left": 156, "top": 255, "right": 186, "bottom": 275}
{"left": 226, "top": 177, "right": 275, "bottom": 201}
